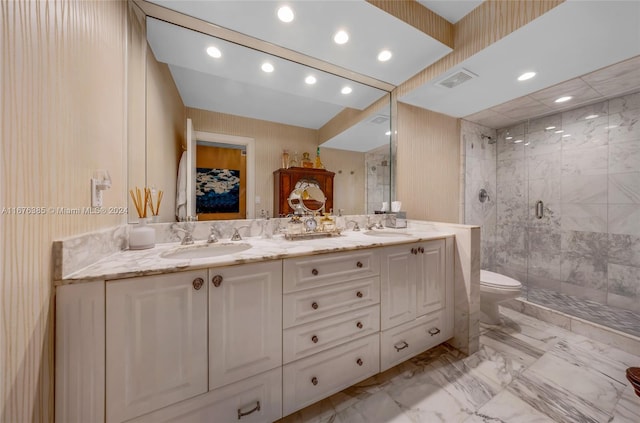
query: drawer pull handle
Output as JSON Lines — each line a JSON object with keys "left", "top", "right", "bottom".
{"left": 312, "top": 268, "right": 319, "bottom": 276}
{"left": 311, "top": 335, "right": 318, "bottom": 343}
{"left": 311, "top": 302, "right": 319, "bottom": 310}
{"left": 192, "top": 278, "right": 204, "bottom": 290}
{"left": 394, "top": 341, "right": 409, "bottom": 352}
{"left": 237, "top": 401, "right": 260, "bottom": 420}
{"left": 356, "top": 358, "right": 363, "bottom": 366}
{"left": 356, "top": 291, "right": 363, "bottom": 298}
{"left": 356, "top": 261, "right": 363, "bottom": 268}
{"left": 211, "top": 275, "right": 223, "bottom": 287}
{"left": 419, "top": 247, "right": 425, "bottom": 254}
{"left": 311, "top": 377, "right": 318, "bottom": 386}
{"left": 356, "top": 321, "right": 363, "bottom": 329}
{"left": 428, "top": 327, "right": 441, "bottom": 336}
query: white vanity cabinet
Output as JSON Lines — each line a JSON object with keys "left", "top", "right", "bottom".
{"left": 379, "top": 238, "right": 454, "bottom": 371}
{"left": 105, "top": 270, "right": 209, "bottom": 423}
{"left": 282, "top": 250, "right": 382, "bottom": 415}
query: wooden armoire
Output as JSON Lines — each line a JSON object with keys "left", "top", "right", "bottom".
{"left": 273, "top": 168, "right": 335, "bottom": 217}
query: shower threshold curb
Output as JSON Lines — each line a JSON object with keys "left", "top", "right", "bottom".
{"left": 502, "top": 297, "right": 640, "bottom": 357}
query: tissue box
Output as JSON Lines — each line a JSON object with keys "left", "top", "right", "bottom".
{"left": 384, "top": 212, "right": 407, "bottom": 228}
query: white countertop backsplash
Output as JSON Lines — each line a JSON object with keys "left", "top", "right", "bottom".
{"left": 53, "top": 216, "right": 456, "bottom": 284}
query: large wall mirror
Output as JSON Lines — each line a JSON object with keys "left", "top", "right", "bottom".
{"left": 128, "top": 1, "right": 394, "bottom": 223}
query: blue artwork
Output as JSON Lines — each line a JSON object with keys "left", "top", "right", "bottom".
{"left": 196, "top": 168, "right": 241, "bottom": 213}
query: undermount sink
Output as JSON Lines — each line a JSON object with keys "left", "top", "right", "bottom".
{"left": 161, "top": 243, "right": 252, "bottom": 260}
{"left": 362, "top": 230, "right": 414, "bottom": 238}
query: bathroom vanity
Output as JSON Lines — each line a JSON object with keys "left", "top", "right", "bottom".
{"left": 54, "top": 227, "right": 456, "bottom": 423}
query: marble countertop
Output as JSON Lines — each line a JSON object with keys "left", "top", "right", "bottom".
{"left": 58, "top": 228, "right": 453, "bottom": 285}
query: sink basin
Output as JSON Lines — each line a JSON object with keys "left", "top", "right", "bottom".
{"left": 161, "top": 243, "right": 252, "bottom": 260}
{"left": 363, "top": 230, "right": 414, "bottom": 238}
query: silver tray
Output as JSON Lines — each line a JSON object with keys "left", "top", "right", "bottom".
{"left": 284, "top": 230, "right": 342, "bottom": 240}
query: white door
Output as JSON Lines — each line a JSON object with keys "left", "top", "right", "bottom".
{"left": 106, "top": 270, "right": 208, "bottom": 423}
{"left": 209, "top": 261, "right": 282, "bottom": 390}
{"left": 186, "top": 118, "right": 197, "bottom": 217}
{"left": 380, "top": 244, "right": 416, "bottom": 330}
{"left": 416, "top": 239, "right": 446, "bottom": 317}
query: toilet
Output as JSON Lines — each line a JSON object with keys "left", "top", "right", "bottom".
{"left": 480, "top": 270, "right": 522, "bottom": 324}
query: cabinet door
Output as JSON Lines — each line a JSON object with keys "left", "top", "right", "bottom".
{"left": 209, "top": 261, "right": 282, "bottom": 390}
{"left": 106, "top": 270, "right": 208, "bottom": 423}
{"left": 380, "top": 244, "right": 416, "bottom": 330}
{"left": 416, "top": 239, "right": 446, "bottom": 317}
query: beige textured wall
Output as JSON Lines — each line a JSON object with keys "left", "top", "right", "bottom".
{"left": 396, "top": 102, "right": 461, "bottom": 223}
{"left": 146, "top": 50, "right": 186, "bottom": 222}
{"left": 187, "top": 108, "right": 318, "bottom": 217}
{"left": 1, "top": 1, "right": 128, "bottom": 421}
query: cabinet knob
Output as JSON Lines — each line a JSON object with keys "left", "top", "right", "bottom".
{"left": 211, "top": 275, "right": 223, "bottom": 287}
{"left": 356, "top": 358, "right": 363, "bottom": 366}
{"left": 356, "top": 321, "right": 363, "bottom": 329}
{"left": 311, "top": 335, "right": 318, "bottom": 343}
{"left": 356, "top": 261, "right": 363, "bottom": 268}
{"left": 411, "top": 248, "right": 417, "bottom": 255}
{"left": 192, "top": 277, "right": 204, "bottom": 290}
{"left": 312, "top": 268, "right": 319, "bottom": 276}
{"left": 394, "top": 341, "right": 409, "bottom": 352}
{"left": 237, "top": 401, "right": 261, "bottom": 420}
{"left": 311, "top": 302, "right": 319, "bottom": 310}
{"left": 419, "top": 247, "right": 425, "bottom": 254}
{"left": 428, "top": 327, "right": 441, "bottom": 336}
{"left": 356, "top": 291, "right": 363, "bottom": 298}
{"left": 311, "top": 377, "right": 318, "bottom": 386}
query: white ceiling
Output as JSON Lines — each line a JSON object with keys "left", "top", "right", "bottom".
{"left": 399, "top": 0, "right": 640, "bottom": 120}
{"left": 417, "top": 0, "right": 483, "bottom": 23}
{"left": 321, "top": 113, "right": 391, "bottom": 152}
{"left": 144, "top": 0, "right": 640, "bottom": 145}
{"left": 148, "top": 0, "right": 452, "bottom": 85}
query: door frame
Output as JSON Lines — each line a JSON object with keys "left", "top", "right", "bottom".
{"left": 194, "top": 131, "right": 255, "bottom": 219}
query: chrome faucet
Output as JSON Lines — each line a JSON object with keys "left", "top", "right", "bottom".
{"left": 366, "top": 216, "right": 384, "bottom": 230}
{"left": 172, "top": 223, "right": 195, "bottom": 245}
{"left": 347, "top": 220, "right": 361, "bottom": 231}
{"left": 231, "top": 225, "right": 250, "bottom": 241}
{"left": 207, "top": 225, "right": 221, "bottom": 243}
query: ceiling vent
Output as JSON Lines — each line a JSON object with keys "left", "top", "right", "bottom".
{"left": 369, "top": 115, "right": 390, "bottom": 124}
{"left": 436, "top": 68, "right": 478, "bottom": 89}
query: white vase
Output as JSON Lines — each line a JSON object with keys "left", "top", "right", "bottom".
{"left": 129, "top": 218, "right": 155, "bottom": 250}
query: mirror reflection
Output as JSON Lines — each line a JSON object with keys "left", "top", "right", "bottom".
{"left": 136, "top": 16, "right": 392, "bottom": 223}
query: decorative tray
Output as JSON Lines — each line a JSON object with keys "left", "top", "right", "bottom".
{"left": 284, "top": 230, "right": 342, "bottom": 240}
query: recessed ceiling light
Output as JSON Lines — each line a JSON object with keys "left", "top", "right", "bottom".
{"left": 261, "top": 62, "right": 274, "bottom": 73}
{"left": 206, "top": 46, "right": 221, "bottom": 58}
{"left": 585, "top": 114, "right": 599, "bottom": 120}
{"left": 506, "top": 136, "right": 513, "bottom": 140}
{"left": 341, "top": 86, "right": 352, "bottom": 95}
{"left": 517, "top": 71, "right": 536, "bottom": 81}
{"left": 545, "top": 126, "right": 556, "bottom": 130}
{"left": 377, "top": 50, "right": 392, "bottom": 62}
{"left": 514, "top": 139, "right": 524, "bottom": 144}
{"left": 555, "top": 96, "right": 572, "bottom": 103}
{"left": 385, "top": 131, "right": 391, "bottom": 136}
{"left": 305, "top": 75, "right": 317, "bottom": 85}
{"left": 555, "top": 130, "right": 564, "bottom": 134}
{"left": 334, "top": 30, "right": 349, "bottom": 45}
{"left": 562, "top": 134, "right": 571, "bottom": 138}
{"left": 277, "top": 6, "right": 294, "bottom": 22}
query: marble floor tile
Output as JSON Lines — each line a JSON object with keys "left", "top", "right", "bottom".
{"left": 278, "top": 309, "right": 640, "bottom": 423}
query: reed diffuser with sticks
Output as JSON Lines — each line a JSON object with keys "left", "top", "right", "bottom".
{"left": 128, "top": 186, "right": 157, "bottom": 250}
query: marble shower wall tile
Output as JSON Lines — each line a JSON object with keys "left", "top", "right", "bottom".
{"left": 561, "top": 145, "right": 608, "bottom": 176}
{"left": 608, "top": 91, "right": 640, "bottom": 114}
{"left": 608, "top": 233, "right": 640, "bottom": 267}
{"left": 609, "top": 171, "right": 640, "bottom": 204}
{"left": 608, "top": 110, "right": 640, "bottom": 144}
{"left": 496, "top": 225, "right": 527, "bottom": 273}
{"left": 524, "top": 130, "right": 562, "bottom": 157}
{"left": 560, "top": 116, "right": 609, "bottom": 150}
{"left": 609, "top": 140, "right": 640, "bottom": 173}
{"left": 527, "top": 114, "right": 562, "bottom": 134}
{"left": 561, "top": 174, "right": 607, "bottom": 203}
{"left": 560, "top": 203, "right": 607, "bottom": 233}
{"left": 609, "top": 205, "right": 640, "bottom": 236}
{"left": 528, "top": 152, "right": 561, "bottom": 180}
{"left": 561, "top": 100, "right": 609, "bottom": 125}
{"left": 607, "top": 263, "right": 640, "bottom": 298}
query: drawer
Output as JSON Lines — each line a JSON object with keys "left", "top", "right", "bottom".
{"left": 284, "top": 250, "right": 379, "bottom": 293}
{"left": 283, "top": 276, "right": 380, "bottom": 328}
{"left": 380, "top": 311, "right": 448, "bottom": 372}
{"left": 130, "top": 368, "right": 282, "bottom": 423}
{"left": 283, "top": 305, "right": 380, "bottom": 363}
{"left": 283, "top": 334, "right": 379, "bottom": 416}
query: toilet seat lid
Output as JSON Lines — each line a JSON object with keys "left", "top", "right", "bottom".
{"left": 480, "top": 270, "right": 522, "bottom": 289}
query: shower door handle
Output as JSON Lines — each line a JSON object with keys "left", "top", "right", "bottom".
{"left": 536, "top": 201, "right": 544, "bottom": 219}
